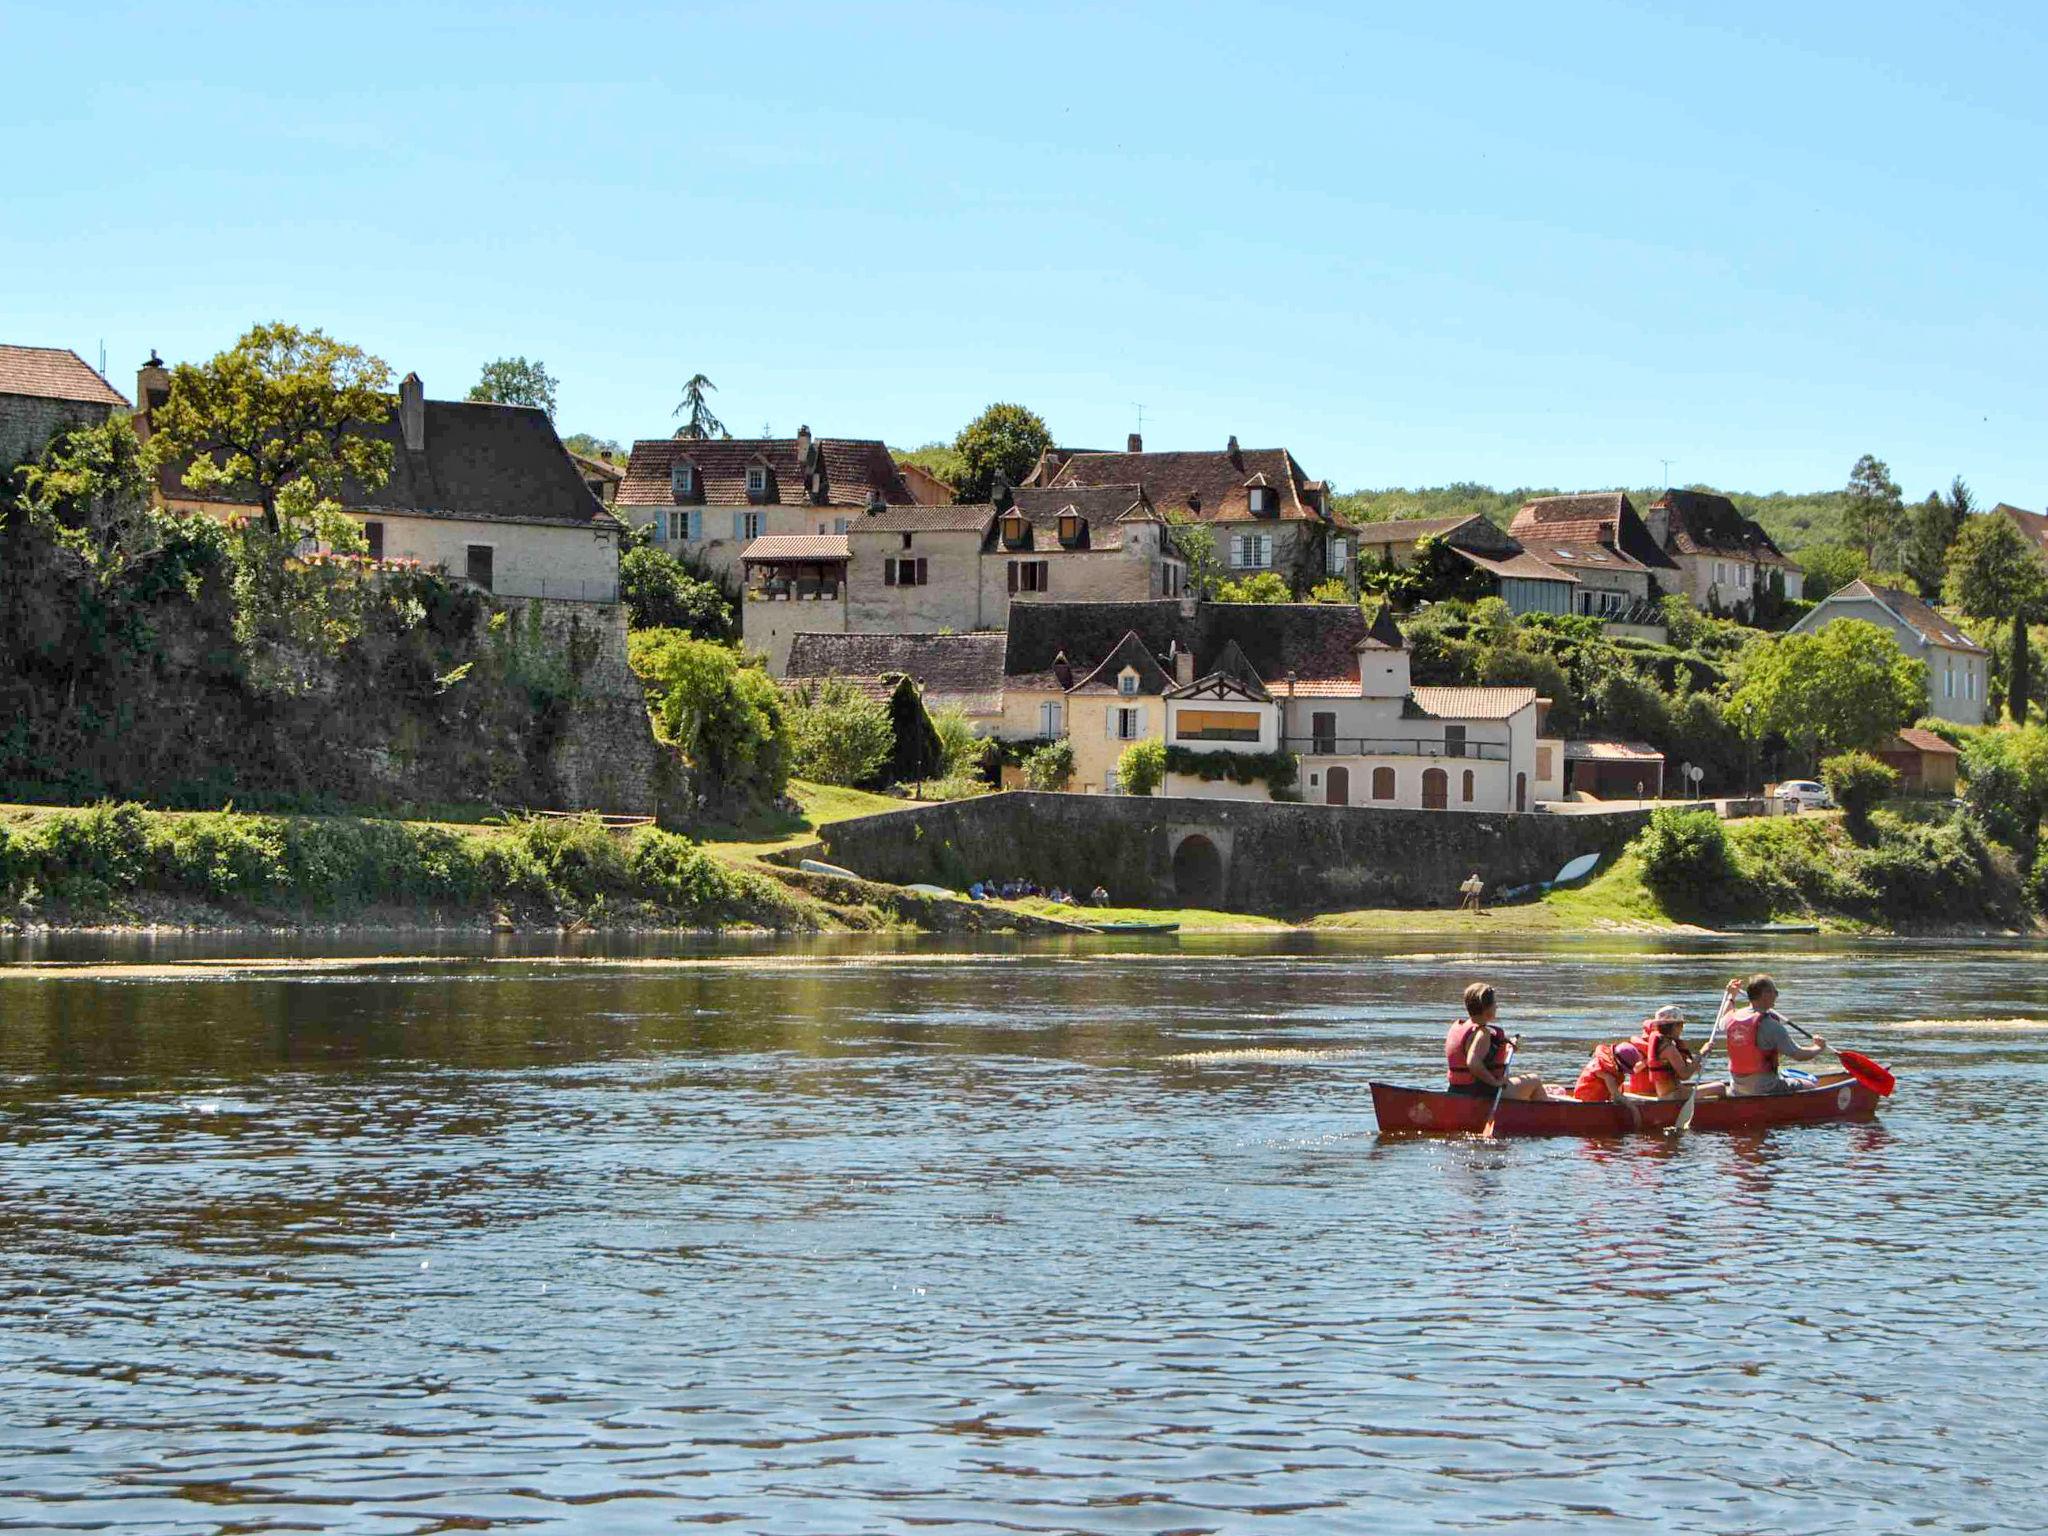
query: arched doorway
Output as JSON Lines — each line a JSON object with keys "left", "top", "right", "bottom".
{"left": 1326, "top": 765, "right": 1350, "bottom": 806}
{"left": 1172, "top": 834, "right": 1224, "bottom": 906}
{"left": 1421, "top": 767, "right": 1448, "bottom": 809}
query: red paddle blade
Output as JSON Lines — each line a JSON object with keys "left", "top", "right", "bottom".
{"left": 1838, "top": 1050, "right": 1896, "bottom": 1097}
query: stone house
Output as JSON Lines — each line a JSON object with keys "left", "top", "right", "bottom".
{"left": 1022, "top": 434, "right": 1357, "bottom": 594}
{"left": 1645, "top": 489, "right": 1803, "bottom": 612}
{"left": 844, "top": 503, "right": 1000, "bottom": 634}
{"left": 1789, "top": 578, "right": 1989, "bottom": 725}
{"left": 738, "top": 533, "right": 851, "bottom": 673}
{"left": 1000, "top": 600, "right": 1546, "bottom": 809}
{"left": 983, "top": 484, "right": 1186, "bottom": 611}
{"left": 138, "top": 364, "right": 626, "bottom": 603}
{"left": 785, "top": 631, "right": 1007, "bottom": 734}
{"left": 0, "top": 343, "right": 130, "bottom": 469}
{"left": 616, "top": 428, "right": 914, "bottom": 584}
{"left": 1507, "top": 493, "right": 1673, "bottom": 620}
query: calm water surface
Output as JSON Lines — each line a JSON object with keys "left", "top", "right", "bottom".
{"left": 2, "top": 932, "right": 2045, "bottom": 1534}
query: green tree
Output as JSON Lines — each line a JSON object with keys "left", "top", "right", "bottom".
{"left": 1903, "top": 477, "right": 1972, "bottom": 599}
{"left": 1021, "top": 739, "right": 1074, "bottom": 791}
{"left": 673, "top": 374, "right": 728, "bottom": 441}
{"left": 468, "top": 356, "right": 558, "bottom": 416}
{"left": 562, "top": 432, "right": 622, "bottom": 461}
{"left": 618, "top": 543, "right": 734, "bottom": 639}
{"left": 893, "top": 442, "right": 966, "bottom": 488}
{"left": 18, "top": 417, "right": 157, "bottom": 574}
{"left": 886, "top": 676, "right": 945, "bottom": 788}
{"left": 951, "top": 402, "right": 1051, "bottom": 503}
{"left": 1215, "top": 571, "right": 1292, "bottom": 603}
{"left": 1166, "top": 512, "right": 1221, "bottom": 598}
{"left": 1839, "top": 453, "right": 1903, "bottom": 569}
{"left": 1728, "top": 619, "right": 1926, "bottom": 761}
{"left": 1947, "top": 512, "right": 2048, "bottom": 724}
{"left": 1117, "top": 738, "right": 1167, "bottom": 796}
{"left": 786, "top": 679, "right": 893, "bottom": 786}
{"left": 1795, "top": 542, "right": 1865, "bottom": 602}
{"left": 148, "top": 322, "right": 394, "bottom": 537}
{"left": 1821, "top": 750, "right": 1900, "bottom": 840}
{"left": 1407, "top": 533, "right": 1492, "bottom": 604}
{"left": 628, "top": 629, "right": 789, "bottom": 807}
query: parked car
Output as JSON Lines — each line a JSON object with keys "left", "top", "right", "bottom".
{"left": 1776, "top": 779, "right": 1834, "bottom": 812}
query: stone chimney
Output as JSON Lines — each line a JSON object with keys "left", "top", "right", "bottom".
{"left": 1172, "top": 641, "right": 1195, "bottom": 687}
{"left": 1643, "top": 500, "right": 1671, "bottom": 550}
{"left": 1127, "top": 432, "right": 1143, "bottom": 453}
{"left": 795, "top": 424, "right": 813, "bottom": 463}
{"left": 399, "top": 372, "right": 426, "bottom": 452}
{"left": 136, "top": 351, "right": 171, "bottom": 420}
{"left": 1226, "top": 434, "right": 1242, "bottom": 468}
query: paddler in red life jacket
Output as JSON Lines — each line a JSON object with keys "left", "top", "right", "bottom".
{"left": 1723, "top": 973, "right": 1828, "bottom": 1096}
{"left": 1571, "top": 1039, "right": 1646, "bottom": 1103}
{"left": 1444, "top": 982, "right": 1548, "bottom": 1102}
{"left": 1626, "top": 1005, "right": 1701, "bottom": 1099}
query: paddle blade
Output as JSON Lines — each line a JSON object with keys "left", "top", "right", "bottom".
{"left": 1837, "top": 1050, "right": 1896, "bottom": 1097}
{"left": 1671, "top": 1090, "right": 1699, "bottom": 1134}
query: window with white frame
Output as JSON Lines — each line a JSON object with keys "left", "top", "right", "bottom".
{"left": 746, "top": 465, "right": 768, "bottom": 495}
{"left": 671, "top": 463, "right": 696, "bottom": 498}
{"left": 1738, "top": 563, "right": 1751, "bottom": 589}
{"left": 1247, "top": 486, "right": 1275, "bottom": 515}
{"left": 1325, "top": 537, "right": 1349, "bottom": 576}
{"left": 1039, "top": 701, "right": 1063, "bottom": 737}
{"left": 833, "top": 518, "right": 849, "bottom": 534}
{"left": 666, "top": 509, "right": 698, "bottom": 541}
{"left": 1113, "top": 705, "right": 1144, "bottom": 740}
{"left": 1714, "top": 560, "right": 1727, "bottom": 585}
{"left": 1118, "top": 670, "right": 1139, "bottom": 696}
{"left": 1230, "top": 533, "right": 1274, "bottom": 569}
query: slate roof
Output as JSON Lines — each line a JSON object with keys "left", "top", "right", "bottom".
{"left": 1165, "top": 639, "right": 1274, "bottom": 702}
{"left": 1069, "top": 630, "right": 1177, "bottom": 695}
{"left": 1510, "top": 492, "right": 1677, "bottom": 571}
{"left": 619, "top": 435, "right": 914, "bottom": 510}
{"left": 1649, "top": 489, "right": 1799, "bottom": 569}
{"left": 740, "top": 534, "right": 849, "bottom": 563}
{"left": 1032, "top": 444, "right": 1353, "bottom": 528}
{"left": 1818, "top": 579, "right": 1990, "bottom": 656}
{"left": 853, "top": 503, "right": 997, "bottom": 534}
{"left": 1408, "top": 686, "right": 1540, "bottom": 721}
{"left": 1003, "top": 600, "right": 1369, "bottom": 693}
{"left": 1361, "top": 602, "right": 1406, "bottom": 650}
{"left": 154, "top": 396, "right": 622, "bottom": 530}
{"left": 991, "top": 485, "right": 1156, "bottom": 552}
{"left": 783, "top": 631, "right": 1007, "bottom": 716}
{"left": 0, "top": 344, "right": 130, "bottom": 408}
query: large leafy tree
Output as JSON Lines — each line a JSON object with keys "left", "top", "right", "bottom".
{"left": 149, "top": 323, "right": 394, "bottom": 537}
{"left": 1947, "top": 511, "right": 2048, "bottom": 724}
{"left": 627, "top": 629, "right": 789, "bottom": 809}
{"left": 1728, "top": 618, "right": 1925, "bottom": 761}
{"left": 673, "top": 374, "right": 728, "bottom": 441}
{"left": 951, "top": 402, "right": 1051, "bottom": 503}
{"left": 1838, "top": 453, "right": 1904, "bottom": 569}
{"left": 618, "top": 543, "right": 734, "bottom": 639}
{"left": 1903, "top": 476, "right": 1972, "bottom": 598}
{"left": 468, "top": 356, "right": 558, "bottom": 416}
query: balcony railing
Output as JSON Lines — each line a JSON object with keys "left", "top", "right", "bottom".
{"left": 747, "top": 581, "right": 842, "bottom": 601}
{"left": 1285, "top": 736, "right": 1509, "bottom": 762}
{"left": 1175, "top": 727, "right": 1263, "bottom": 743}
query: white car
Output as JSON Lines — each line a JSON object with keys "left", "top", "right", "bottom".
{"left": 1776, "top": 779, "right": 1833, "bottom": 812}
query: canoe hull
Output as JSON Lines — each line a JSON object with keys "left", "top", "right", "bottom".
{"left": 1371, "top": 1072, "right": 1882, "bottom": 1138}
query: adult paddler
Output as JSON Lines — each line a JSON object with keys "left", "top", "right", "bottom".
{"left": 1445, "top": 982, "right": 1547, "bottom": 1102}
{"left": 1723, "top": 973, "right": 1829, "bottom": 1095}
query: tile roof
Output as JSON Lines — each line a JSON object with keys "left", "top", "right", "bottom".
{"left": 783, "top": 631, "right": 1006, "bottom": 716}
{"left": 1032, "top": 444, "right": 1350, "bottom": 527}
{"left": 1408, "top": 686, "right": 1540, "bottom": 721}
{"left": 1650, "top": 489, "right": 1799, "bottom": 569}
{"left": 1889, "top": 727, "right": 1960, "bottom": 757}
{"left": 740, "top": 534, "right": 849, "bottom": 563}
{"left": 0, "top": 344, "right": 130, "bottom": 408}
{"left": 1355, "top": 514, "right": 1488, "bottom": 545}
{"left": 618, "top": 435, "right": 914, "bottom": 510}
{"left": 567, "top": 449, "right": 624, "bottom": 484}
{"left": 1522, "top": 537, "right": 1654, "bottom": 575}
{"left": 1564, "top": 739, "right": 1665, "bottom": 762}
{"left": 852, "top": 503, "right": 997, "bottom": 534}
{"left": 1454, "top": 547, "right": 1579, "bottom": 584}
{"left": 1511, "top": 492, "right": 1677, "bottom": 571}
{"left": 1825, "top": 579, "right": 1990, "bottom": 656}
{"left": 154, "top": 395, "right": 622, "bottom": 531}
{"left": 1003, "top": 600, "right": 1370, "bottom": 693}
{"left": 991, "top": 484, "right": 1154, "bottom": 552}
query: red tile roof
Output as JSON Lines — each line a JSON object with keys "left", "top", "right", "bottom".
{"left": 1409, "top": 686, "right": 1540, "bottom": 721}
{"left": 1996, "top": 503, "right": 2048, "bottom": 562}
{"left": 1510, "top": 493, "right": 1677, "bottom": 571}
{"left": 1355, "top": 513, "right": 1489, "bottom": 545}
{"left": 619, "top": 435, "right": 913, "bottom": 510}
{"left": 1032, "top": 444, "right": 1351, "bottom": 528}
{"left": 1889, "top": 728, "right": 1960, "bottom": 757}
{"left": 1454, "top": 547, "right": 1579, "bottom": 584}
{"left": 0, "top": 344, "right": 130, "bottom": 408}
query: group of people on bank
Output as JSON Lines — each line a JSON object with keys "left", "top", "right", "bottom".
{"left": 1445, "top": 974, "right": 1831, "bottom": 1111}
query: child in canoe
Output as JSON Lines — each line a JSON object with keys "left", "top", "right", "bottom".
{"left": 1445, "top": 983, "right": 1548, "bottom": 1101}
{"left": 1571, "top": 1039, "right": 1646, "bottom": 1103}
{"left": 1626, "top": 1004, "right": 1705, "bottom": 1099}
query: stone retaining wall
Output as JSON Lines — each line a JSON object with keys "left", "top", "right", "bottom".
{"left": 815, "top": 792, "right": 1650, "bottom": 914}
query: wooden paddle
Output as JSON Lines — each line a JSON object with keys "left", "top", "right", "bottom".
{"left": 1480, "top": 1035, "right": 1521, "bottom": 1139}
{"left": 1777, "top": 1017, "right": 1896, "bottom": 1097}
{"left": 1670, "top": 1018, "right": 1720, "bottom": 1134}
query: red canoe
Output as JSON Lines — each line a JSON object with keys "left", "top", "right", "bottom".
{"left": 1371, "top": 1071, "right": 1883, "bottom": 1137}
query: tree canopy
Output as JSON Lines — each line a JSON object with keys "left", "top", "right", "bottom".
{"left": 467, "top": 356, "right": 558, "bottom": 416}
{"left": 673, "top": 374, "right": 727, "bottom": 441}
{"left": 1727, "top": 618, "right": 1925, "bottom": 760}
{"left": 618, "top": 543, "right": 734, "bottom": 639}
{"left": 1947, "top": 511, "right": 2048, "bottom": 723}
{"left": 951, "top": 402, "right": 1051, "bottom": 503}
{"left": 1839, "top": 453, "right": 1904, "bottom": 569}
{"left": 148, "top": 322, "right": 394, "bottom": 536}
{"left": 627, "top": 629, "right": 788, "bottom": 809}
{"left": 561, "top": 432, "right": 622, "bottom": 461}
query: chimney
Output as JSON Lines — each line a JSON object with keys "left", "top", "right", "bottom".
{"left": 136, "top": 350, "right": 170, "bottom": 420}
{"left": 796, "top": 424, "right": 812, "bottom": 462}
{"left": 399, "top": 372, "right": 425, "bottom": 452}
{"left": 1173, "top": 642, "right": 1194, "bottom": 686}
{"left": 1226, "top": 434, "right": 1242, "bottom": 468}
{"left": 1127, "top": 432, "right": 1142, "bottom": 453}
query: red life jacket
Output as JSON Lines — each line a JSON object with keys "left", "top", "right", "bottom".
{"left": 1446, "top": 1019, "right": 1509, "bottom": 1087}
{"left": 1628, "top": 1028, "right": 1692, "bottom": 1094}
{"left": 1724, "top": 1009, "right": 1779, "bottom": 1078}
{"left": 1573, "top": 1041, "right": 1630, "bottom": 1101}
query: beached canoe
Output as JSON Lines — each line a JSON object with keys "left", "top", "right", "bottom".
{"left": 1087, "top": 921, "right": 1181, "bottom": 935}
{"left": 1371, "top": 1071, "right": 1882, "bottom": 1137}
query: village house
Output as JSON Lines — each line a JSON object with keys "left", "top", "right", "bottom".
{"left": 1022, "top": 434, "right": 1357, "bottom": 594}
{"left": 136, "top": 362, "right": 626, "bottom": 602}
{"left": 895, "top": 458, "right": 957, "bottom": 505}
{"left": 1507, "top": 493, "right": 1672, "bottom": 621}
{"left": 615, "top": 428, "right": 914, "bottom": 583}
{"left": 0, "top": 343, "right": 130, "bottom": 468}
{"left": 1995, "top": 502, "right": 2048, "bottom": 569}
{"left": 1000, "top": 600, "right": 1551, "bottom": 810}
{"left": 1644, "top": 489, "right": 1803, "bottom": 612}
{"left": 569, "top": 450, "right": 623, "bottom": 507}
{"left": 783, "top": 631, "right": 1006, "bottom": 735}
{"left": 1789, "top": 578, "right": 1990, "bottom": 726}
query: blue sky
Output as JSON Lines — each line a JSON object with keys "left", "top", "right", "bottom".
{"left": 6, "top": 1, "right": 2045, "bottom": 499}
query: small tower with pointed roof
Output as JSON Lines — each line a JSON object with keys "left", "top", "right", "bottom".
{"left": 1357, "top": 602, "right": 1410, "bottom": 699}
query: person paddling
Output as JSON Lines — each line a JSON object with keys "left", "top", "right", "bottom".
{"left": 1445, "top": 983, "right": 1547, "bottom": 1102}
{"left": 1627, "top": 1005, "right": 1701, "bottom": 1100}
{"left": 1723, "top": 973, "right": 1828, "bottom": 1096}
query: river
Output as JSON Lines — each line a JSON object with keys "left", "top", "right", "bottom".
{"left": 1, "top": 932, "right": 2043, "bottom": 1534}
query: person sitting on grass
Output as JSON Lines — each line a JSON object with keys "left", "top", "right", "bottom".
{"left": 1090, "top": 884, "right": 1109, "bottom": 905}
{"left": 1444, "top": 983, "right": 1548, "bottom": 1102}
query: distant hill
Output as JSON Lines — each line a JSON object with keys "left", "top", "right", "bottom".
{"left": 1334, "top": 484, "right": 1854, "bottom": 552}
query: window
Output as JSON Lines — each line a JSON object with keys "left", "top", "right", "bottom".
{"left": 1177, "top": 709, "right": 1262, "bottom": 742}
{"left": 1230, "top": 533, "right": 1274, "bottom": 569}
{"left": 465, "top": 544, "right": 494, "bottom": 592}
{"left": 735, "top": 511, "right": 765, "bottom": 540}
{"left": 900, "top": 532, "right": 913, "bottom": 550}
{"left": 1445, "top": 725, "right": 1467, "bottom": 759}
{"left": 1118, "top": 670, "right": 1139, "bottom": 696}
{"left": 671, "top": 463, "right": 696, "bottom": 498}
{"left": 1967, "top": 666, "right": 1977, "bottom": 701}
{"left": 884, "top": 557, "right": 928, "bottom": 586}
{"left": 1008, "top": 560, "right": 1048, "bottom": 593}
{"left": 1059, "top": 514, "right": 1081, "bottom": 544}
{"left": 1039, "top": 701, "right": 1063, "bottom": 737}
{"left": 1462, "top": 769, "right": 1475, "bottom": 803}
{"left": 1248, "top": 486, "right": 1275, "bottom": 515}
{"left": 1371, "top": 766, "right": 1396, "bottom": 801}
{"left": 1311, "top": 710, "right": 1337, "bottom": 755}
{"left": 1113, "top": 706, "right": 1144, "bottom": 740}
{"left": 1714, "top": 560, "right": 1727, "bottom": 585}
{"left": 746, "top": 465, "right": 768, "bottom": 495}
{"left": 1105, "top": 768, "right": 1120, "bottom": 795}
{"left": 1536, "top": 745, "right": 1554, "bottom": 780}
{"left": 1163, "top": 563, "right": 1185, "bottom": 598}
{"left": 1325, "top": 538, "right": 1349, "bottom": 576}
{"left": 1737, "top": 563, "right": 1751, "bottom": 589}
{"left": 1945, "top": 662, "right": 1955, "bottom": 699}
{"left": 362, "top": 520, "right": 384, "bottom": 560}
{"left": 833, "top": 518, "right": 849, "bottom": 534}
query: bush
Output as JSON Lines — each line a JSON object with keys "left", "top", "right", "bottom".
{"left": 30, "top": 803, "right": 151, "bottom": 901}
{"left": 1215, "top": 571, "right": 1293, "bottom": 604}
{"left": 512, "top": 815, "right": 631, "bottom": 901}
{"left": 620, "top": 543, "right": 734, "bottom": 639}
{"left": 1307, "top": 577, "right": 1352, "bottom": 604}
{"left": 629, "top": 828, "right": 739, "bottom": 912}
{"left": 1636, "top": 806, "right": 1740, "bottom": 909}
{"left": 1117, "top": 738, "right": 1167, "bottom": 796}
{"left": 1021, "top": 739, "right": 1074, "bottom": 791}
{"left": 629, "top": 629, "right": 790, "bottom": 811}
{"left": 785, "top": 679, "right": 893, "bottom": 786}
{"left": 930, "top": 707, "right": 987, "bottom": 781}
{"left": 1821, "top": 751, "right": 1899, "bottom": 838}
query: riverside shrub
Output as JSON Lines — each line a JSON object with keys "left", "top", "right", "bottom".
{"left": 1636, "top": 806, "right": 1740, "bottom": 909}
{"left": 1821, "top": 751, "right": 1900, "bottom": 839}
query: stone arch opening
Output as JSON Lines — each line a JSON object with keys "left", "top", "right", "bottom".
{"left": 1171, "top": 833, "right": 1225, "bottom": 907}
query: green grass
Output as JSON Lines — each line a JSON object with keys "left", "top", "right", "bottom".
{"left": 1005, "top": 896, "right": 1289, "bottom": 932}
{"left": 693, "top": 780, "right": 907, "bottom": 861}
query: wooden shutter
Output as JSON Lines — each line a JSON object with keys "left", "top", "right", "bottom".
{"left": 1008, "top": 562, "right": 1019, "bottom": 594}
{"left": 916, "top": 557, "right": 928, "bottom": 585}
{"left": 884, "top": 560, "right": 897, "bottom": 587}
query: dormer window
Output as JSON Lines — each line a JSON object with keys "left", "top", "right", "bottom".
{"left": 746, "top": 465, "right": 768, "bottom": 496}
{"left": 671, "top": 462, "right": 697, "bottom": 499}
{"left": 1002, "top": 513, "right": 1028, "bottom": 545}
{"left": 1119, "top": 670, "right": 1139, "bottom": 696}
{"left": 1058, "top": 513, "right": 1081, "bottom": 545}
{"left": 1248, "top": 486, "right": 1277, "bottom": 516}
